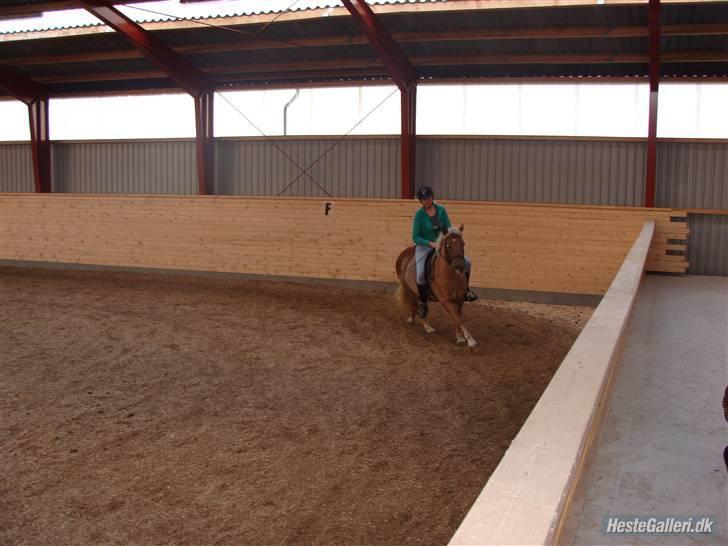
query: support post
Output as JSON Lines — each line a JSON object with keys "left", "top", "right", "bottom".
{"left": 81, "top": 0, "right": 215, "bottom": 195}
{"left": 401, "top": 85, "right": 416, "bottom": 200}
{"left": 194, "top": 90, "right": 214, "bottom": 195}
{"left": 28, "top": 97, "right": 51, "bottom": 193}
{"left": 645, "top": 0, "right": 661, "bottom": 207}
{"left": 341, "top": 0, "right": 418, "bottom": 199}
{"left": 0, "top": 63, "right": 51, "bottom": 193}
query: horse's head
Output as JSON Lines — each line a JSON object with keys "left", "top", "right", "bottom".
{"left": 438, "top": 225, "right": 466, "bottom": 273}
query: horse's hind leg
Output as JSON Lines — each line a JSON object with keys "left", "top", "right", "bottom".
{"left": 408, "top": 290, "right": 418, "bottom": 324}
{"left": 419, "top": 318, "right": 436, "bottom": 334}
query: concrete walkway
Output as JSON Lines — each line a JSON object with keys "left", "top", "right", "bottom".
{"left": 570, "top": 275, "right": 728, "bottom": 546}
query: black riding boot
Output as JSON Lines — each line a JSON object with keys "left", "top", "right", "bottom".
{"left": 417, "top": 283, "right": 429, "bottom": 318}
{"left": 465, "top": 272, "right": 479, "bottom": 302}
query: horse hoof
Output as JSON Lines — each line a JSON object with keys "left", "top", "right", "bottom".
{"left": 467, "top": 339, "right": 477, "bottom": 348}
{"left": 406, "top": 316, "right": 414, "bottom": 324}
{"left": 424, "top": 326, "right": 436, "bottom": 334}
{"left": 456, "top": 335, "right": 466, "bottom": 344}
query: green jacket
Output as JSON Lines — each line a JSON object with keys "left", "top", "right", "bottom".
{"left": 412, "top": 203, "right": 452, "bottom": 247}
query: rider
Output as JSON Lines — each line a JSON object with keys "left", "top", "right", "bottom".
{"left": 412, "top": 186, "right": 478, "bottom": 318}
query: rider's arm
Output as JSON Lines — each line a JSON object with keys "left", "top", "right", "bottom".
{"left": 412, "top": 212, "right": 431, "bottom": 247}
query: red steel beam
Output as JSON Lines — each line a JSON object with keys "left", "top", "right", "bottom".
{"left": 645, "top": 0, "right": 661, "bottom": 208}
{"left": 340, "top": 0, "right": 416, "bottom": 91}
{"left": 79, "top": 0, "right": 215, "bottom": 194}
{"left": 341, "top": 0, "right": 417, "bottom": 198}
{"left": 0, "top": 64, "right": 51, "bottom": 193}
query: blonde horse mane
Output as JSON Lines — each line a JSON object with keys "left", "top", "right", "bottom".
{"left": 436, "top": 227, "right": 462, "bottom": 245}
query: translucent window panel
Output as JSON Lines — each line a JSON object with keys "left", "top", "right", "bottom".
{"left": 0, "top": 100, "right": 30, "bottom": 141}
{"left": 285, "top": 85, "right": 399, "bottom": 136}
{"left": 695, "top": 85, "right": 728, "bottom": 138}
{"left": 658, "top": 84, "right": 700, "bottom": 138}
{"left": 576, "top": 84, "right": 649, "bottom": 137}
{"left": 216, "top": 85, "right": 399, "bottom": 136}
{"left": 417, "top": 85, "right": 467, "bottom": 134}
{"left": 216, "top": 88, "right": 295, "bottom": 137}
{"left": 1, "top": 83, "right": 724, "bottom": 141}
{"left": 462, "top": 85, "right": 521, "bottom": 135}
{"left": 520, "top": 84, "right": 579, "bottom": 136}
{"left": 420, "top": 83, "right": 649, "bottom": 137}
{"left": 658, "top": 83, "right": 728, "bottom": 138}
{"left": 50, "top": 94, "right": 195, "bottom": 140}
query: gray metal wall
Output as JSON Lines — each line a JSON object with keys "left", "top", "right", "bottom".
{"left": 418, "top": 138, "right": 646, "bottom": 205}
{"left": 656, "top": 141, "right": 728, "bottom": 276}
{"left": 0, "top": 143, "right": 34, "bottom": 192}
{"left": 215, "top": 138, "right": 399, "bottom": 197}
{"left": 52, "top": 140, "right": 197, "bottom": 194}
{"left": 656, "top": 141, "right": 727, "bottom": 210}
{"left": 686, "top": 214, "right": 728, "bottom": 276}
{"left": 1, "top": 136, "right": 725, "bottom": 275}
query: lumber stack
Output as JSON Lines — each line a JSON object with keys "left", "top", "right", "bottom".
{"left": 0, "top": 194, "right": 688, "bottom": 295}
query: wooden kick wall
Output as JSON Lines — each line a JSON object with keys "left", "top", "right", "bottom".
{"left": 0, "top": 194, "right": 688, "bottom": 295}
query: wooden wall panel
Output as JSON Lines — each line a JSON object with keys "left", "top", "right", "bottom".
{"left": 0, "top": 194, "right": 688, "bottom": 295}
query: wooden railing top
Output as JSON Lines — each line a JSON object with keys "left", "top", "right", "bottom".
{"left": 449, "top": 219, "right": 656, "bottom": 546}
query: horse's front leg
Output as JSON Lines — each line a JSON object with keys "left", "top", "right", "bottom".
{"left": 455, "top": 303, "right": 467, "bottom": 343}
{"left": 441, "top": 301, "right": 476, "bottom": 347}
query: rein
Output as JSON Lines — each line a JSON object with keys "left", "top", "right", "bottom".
{"left": 435, "top": 233, "right": 465, "bottom": 273}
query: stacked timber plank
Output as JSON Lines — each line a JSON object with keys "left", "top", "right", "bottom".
{"left": 0, "top": 194, "right": 688, "bottom": 295}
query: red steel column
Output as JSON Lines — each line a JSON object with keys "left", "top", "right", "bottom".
{"left": 194, "top": 90, "right": 214, "bottom": 195}
{"left": 0, "top": 63, "right": 51, "bottom": 193}
{"left": 28, "top": 96, "right": 51, "bottom": 193}
{"left": 645, "top": 0, "right": 661, "bottom": 207}
{"left": 401, "top": 85, "right": 416, "bottom": 199}
{"left": 341, "top": 0, "right": 418, "bottom": 199}
{"left": 81, "top": 0, "right": 215, "bottom": 195}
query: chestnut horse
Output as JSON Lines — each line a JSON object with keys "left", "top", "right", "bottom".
{"left": 395, "top": 225, "right": 477, "bottom": 347}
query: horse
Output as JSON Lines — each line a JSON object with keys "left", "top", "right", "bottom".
{"left": 394, "top": 225, "right": 477, "bottom": 347}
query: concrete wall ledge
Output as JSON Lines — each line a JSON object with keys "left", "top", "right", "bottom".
{"left": 449, "top": 219, "right": 656, "bottom": 546}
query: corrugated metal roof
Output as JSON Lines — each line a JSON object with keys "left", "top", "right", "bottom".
{"left": 0, "top": 0, "right": 442, "bottom": 35}
{"left": 0, "top": 0, "right": 726, "bottom": 96}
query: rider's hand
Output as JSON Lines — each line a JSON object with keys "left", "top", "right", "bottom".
{"left": 430, "top": 241, "right": 438, "bottom": 249}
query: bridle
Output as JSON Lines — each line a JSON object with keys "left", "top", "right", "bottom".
{"left": 435, "top": 231, "right": 466, "bottom": 274}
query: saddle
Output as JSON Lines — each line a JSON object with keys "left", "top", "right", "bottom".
{"left": 395, "top": 246, "right": 439, "bottom": 302}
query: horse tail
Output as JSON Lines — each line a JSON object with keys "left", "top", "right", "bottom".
{"left": 395, "top": 283, "right": 411, "bottom": 317}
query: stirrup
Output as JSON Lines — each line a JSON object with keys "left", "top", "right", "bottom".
{"left": 417, "top": 301, "right": 429, "bottom": 319}
{"left": 465, "top": 289, "right": 479, "bottom": 303}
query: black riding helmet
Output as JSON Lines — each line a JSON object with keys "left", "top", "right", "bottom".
{"left": 416, "top": 186, "right": 433, "bottom": 200}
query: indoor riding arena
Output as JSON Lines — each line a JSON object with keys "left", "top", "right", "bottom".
{"left": 1, "top": 1, "right": 726, "bottom": 546}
